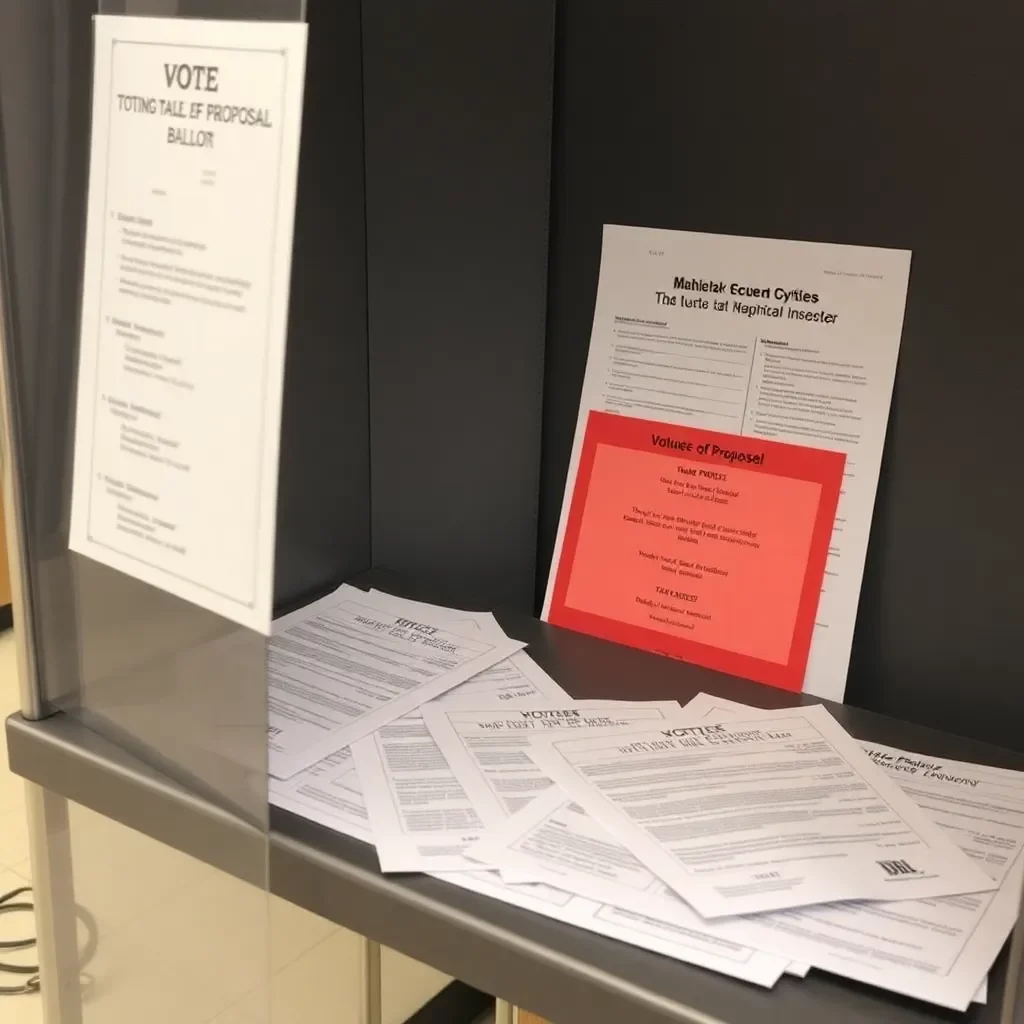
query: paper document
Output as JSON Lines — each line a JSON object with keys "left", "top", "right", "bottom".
{"left": 364, "top": 589, "right": 566, "bottom": 705}
{"left": 475, "top": 786, "right": 763, "bottom": 919}
{"left": 682, "top": 693, "right": 1024, "bottom": 1010}
{"left": 273, "top": 647, "right": 570, "bottom": 850}
{"left": 365, "top": 590, "right": 504, "bottom": 644}
{"left": 268, "top": 590, "right": 524, "bottom": 778}
{"left": 69, "top": 16, "right": 308, "bottom": 632}
{"left": 433, "top": 871, "right": 788, "bottom": 988}
{"left": 271, "top": 762, "right": 372, "bottom": 843}
{"left": 422, "top": 702, "right": 681, "bottom": 826}
{"left": 544, "top": 225, "right": 911, "bottom": 699}
{"left": 356, "top": 700, "right": 680, "bottom": 873}
{"left": 527, "top": 704, "right": 995, "bottom": 918}
{"left": 271, "top": 589, "right": 558, "bottom": 830}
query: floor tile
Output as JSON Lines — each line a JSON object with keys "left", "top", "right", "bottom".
{"left": 268, "top": 895, "right": 337, "bottom": 974}
{"left": 216, "top": 928, "right": 364, "bottom": 1024}
{"left": 382, "top": 947, "right": 450, "bottom": 1024}
{"left": 0, "top": 992, "right": 44, "bottom": 1024}
{"left": 0, "top": 767, "right": 26, "bottom": 816}
{"left": 0, "top": 807, "right": 31, "bottom": 869}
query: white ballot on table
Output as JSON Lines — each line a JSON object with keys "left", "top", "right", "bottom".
{"left": 526, "top": 704, "right": 996, "bottom": 918}
{"left": 271, "top": 762, "right": 372, "bottom": 844}
{"left": 354, "top": 700, "right": 679, "bottom": 873}
{"left": 277, "top": 656, "right": 565, "bottom": 852}
{"left": 422, "top": 701, "right": 684, "bottom": 827}
{"left": 268, "top": 591, "right": 524, "bottom": 779}
{"left": 366, "top": 590, "right": 505, "bottom": 644}
{"left": 69, "top": 16, "right": 308, "bottom": 632}
{"left": 473, "top": 787, "right": 814, "bottom": 979}
{"left": 474, "top": 768, "right": 994, "bottom": 1006}
{"left": 362, "top": 588, "right": 567, "bottom": 705}
{"left": 679, "top": 693, "right": 1023, "bottom": 1011}
{"left": 544, "top": 224, "right": 911, "bottom": 699}
{"left": 270, "top": 589, "right": 562, "bottom": 829}
{"left": 433, "top": 871, "right": 788, "bottom": 988}
{"left": 440, "top": 653, "right": 566, "bottom": 706}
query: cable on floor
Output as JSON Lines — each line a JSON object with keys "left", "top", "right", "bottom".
{"left": 0, "top": 885, "right": 99, "bottom": 998}
{"left": 0, "top": 886, "right": 37, "bottom": 996}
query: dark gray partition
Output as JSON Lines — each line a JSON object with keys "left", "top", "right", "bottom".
{"left": 536, "top": 0, "right": 1024, "bottom": 749}
{"left": 274, "top": 0, "right": 371, "bottom": 607}
{"left": 362, "top": 0, "right": 555, "bottom": 612}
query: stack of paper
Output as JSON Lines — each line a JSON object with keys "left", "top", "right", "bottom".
{"left": 268, "top": 589, "right": 1024, "bottom": 1011}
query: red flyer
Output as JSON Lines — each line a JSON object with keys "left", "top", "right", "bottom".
{"left": 547, "top": 412, "right": 845, "bottom": 690}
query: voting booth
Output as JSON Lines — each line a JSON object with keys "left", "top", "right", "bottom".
{"left": 2, "top": 1, "right": 1024, "bottom": 1023}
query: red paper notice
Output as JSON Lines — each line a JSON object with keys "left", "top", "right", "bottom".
{"left": 548, "top": 412, "right": 845, "bottom": 690}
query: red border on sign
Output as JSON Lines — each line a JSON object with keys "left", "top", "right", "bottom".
{"left": 548, "top": 411, "right": 846, "bottom": 691}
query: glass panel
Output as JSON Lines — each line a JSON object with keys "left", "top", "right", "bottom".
{"left": 63, "top": 798, "right": 271, "bottom": 1024}
{"left": 0, "top": 1, "right": 304, "bottom": 1021}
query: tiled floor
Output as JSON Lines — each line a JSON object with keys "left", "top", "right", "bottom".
{"left": 0, "top": 628, "right": 42, "bottom": 1024}
{"left": 0, "top": 628, "right": 451, "bottom": 1023}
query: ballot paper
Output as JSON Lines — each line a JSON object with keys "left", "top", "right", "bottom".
{"left": 270, "top": 591, "right": 559, "bottom": 824}
{"left": 678, "top": 693, "right": 1024, "bottom": 1010}
{"left": 432, "top": 871, "right": 789, "bottom": 988}
{"left": 268, "top": 588, "right": 524, "bottom": 778}
{"left": 473, "top": 777, "right": 991, "bottom": 1006}
{"left": 525, "top": 704, "right": 996, "bottom": 918}
{"left": 473, "top": 786, "right": 825, "bottom": 980}
{"left": 544, "top": 225, "right": 912, "bottom": 700}
{"left": 271, "top": 762, "right": 373, "bottom": 843}
{"left": 365, "top": 590, "right": 504, "bottom": 643}
{"left": 361, "top": 589, "right": 568, "bottom": 705}
{"left": 422, "top": 702, "right": 690, "bottom": 829}
{"left": 273, "top": 655, "right": 565, "bottom": 850}
{"left": 354, "top": 700, "right": 679, "bottom": 873}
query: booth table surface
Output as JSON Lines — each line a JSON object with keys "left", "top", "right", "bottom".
{"left": 6, "top": 577, "right": 1020, "bottom": 1024}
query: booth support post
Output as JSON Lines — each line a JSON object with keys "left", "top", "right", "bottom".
{"left": 360, "top": 934, "right": 383, "bottom": 1024}
{"left": 24, "top": 784, "right": 81, "bottom": 1024}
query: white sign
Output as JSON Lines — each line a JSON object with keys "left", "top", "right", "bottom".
{"left": 545, "top": 225, "right": 911, "bottom": 698}
{"left": 70, "top": 16, "right": 308, "bottom": 632}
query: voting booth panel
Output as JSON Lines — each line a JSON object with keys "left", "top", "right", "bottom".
{"left": 0, "top": 0, "right": 315, "bottom": 1022}
{"left": 533, "top": 0, "right": 1024, "bottom": 750}
{"left": 4, "top": 1, "right": 1024, "bottom": 1023}
{"left": 362, "top": 0, "right": 554, "bottom": 612}
{"left": 0, "top": 0, "right": 460, "bottom": 1018}
{"left": 355, "top": 0, "right": 1024, "bottom": 749}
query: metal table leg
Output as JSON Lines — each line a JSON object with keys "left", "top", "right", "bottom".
{"left": 360, "top": 934, "right": 382, "bottom": 1024}
{"left": 495, "top": 998, "right": 516, "bottom": 1024}
{"left": 26, "top": 783, "right": 83, "bottom": 1024}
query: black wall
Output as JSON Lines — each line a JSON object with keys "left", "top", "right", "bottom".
{"left": 274, "top": 0, "right": 371, "bottom": 607}
{"left": 538, "top": 0, "right": 1024, "bottom": 748}
{"left": 362, "top": 0, "right": 555, "bottom": 612}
